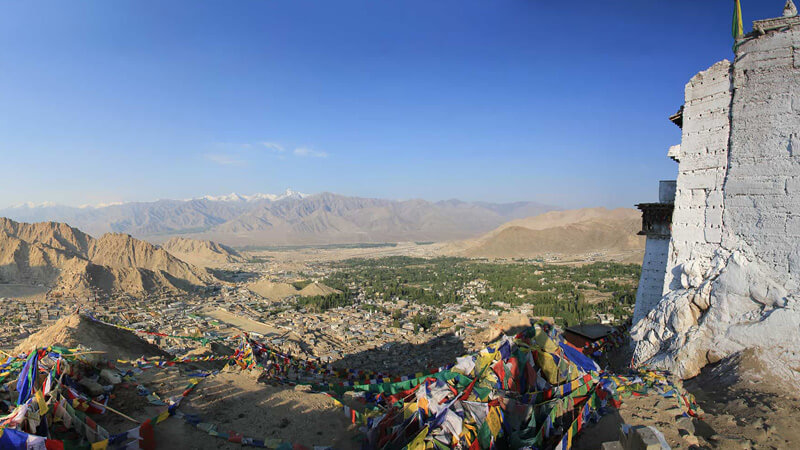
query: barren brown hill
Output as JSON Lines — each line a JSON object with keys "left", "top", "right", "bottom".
{"left": 88, "top": 233, "right": 210, "bottom": 284}
{"left": 0, "top": 217, "right": 93, "bottom": 255}
{"left": 246, "top": 279, "right": 300, "bottom": 300}
{"left": 161, "top": 236, "right": 245, "bottom": 267}
{"left": 298, "top": 281, "right": 341, "bottom": 297}
{"left": 486, "top": 207, "right": 639, "bottom": 234}
{"left": 246, "top": 279, "right": 341, "bottom": 300}
{"left": 0, "top": 231, "right": 85, "bottom": 286}
{"left": 0, "top": 218, "right": 214, "bottom": 296}
{"left": 14, "top": 313, "right": 168, "bottom": 360}
{"left": 450, "top": 208, "right": 644, "bottom": 261}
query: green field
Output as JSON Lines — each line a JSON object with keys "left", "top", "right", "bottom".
{"left": 300, "top": 257, "right": 640, "bottom": 326}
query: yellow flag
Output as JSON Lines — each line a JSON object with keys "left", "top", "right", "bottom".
{"left": 486, "top": 406, "right": 503, "bottom": 436}
{"left": 476, "top": 351, "right": 497, "bottom": 374}
{"left": 417, "top": 395, "right": 429, "bottom": 414}
{"left": 408, "top": 426, "right": 428, "bottom": 450}
{"left": 35, "top": 390, "right": 49, "bottom": 415}
{"left": 535, "top": 351, "right": 560, "bottom": 385}
{"left": 534, "top": 329, "right": 559, "bottom": 353}
{"left": 91, "top": 440, "right": 109, "bottom": 450}
{"left": 156, "top": 410, "right": 170, "bottom": 423}
{"left": 567, "top": 425, "right": 574, "bottom": 448}
{"left": 404, "top": 402, "right": 419, "bottom": 420}
{"left": 733, "top": 0, "right": 744, "bottom": 39}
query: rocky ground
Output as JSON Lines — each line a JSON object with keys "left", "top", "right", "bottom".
{"left": 9, "top": 314, "right": 799, "bottom": 449}
{"left": 575, "top": 341, "right": 800, "bottom": 449}
{"left": 154, "top": 370, "right": 360, "bottom": 449}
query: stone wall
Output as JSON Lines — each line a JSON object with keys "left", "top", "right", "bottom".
{"left": 723, "top": 23, "right": 800, "bottom": 279}
{"left": 631, "top": 15, "right": 800, "bottom": 382}
{"left": 632, "top": 237, "right": 670, "bottom": 326}
{"left": 662, "top": 61, "right": 732, "bottom": 293}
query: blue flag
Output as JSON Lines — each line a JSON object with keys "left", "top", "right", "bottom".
{"left": 16, "top": 351, "right": 39, "bottom": 405}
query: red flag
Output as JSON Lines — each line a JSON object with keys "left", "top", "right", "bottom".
{"left": 524, "top": 354, "right": 538, "bottom": 392}
{"left": 45, "top": 440, "right": 64, "bottom": 450}
{"left": 139, "top": 420, "right": 155, "bottom": 450}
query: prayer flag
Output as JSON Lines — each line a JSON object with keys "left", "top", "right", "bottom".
{"left": 733, "top": 0, "right": 744, "bottom": 39}
{"left": 44, "top": 440, "right": 64, "bottom": 450}
{"left": 0, "top": 427, "right": 27, "bottom": 450}
{"left": 26, "top": 434, "right": 47, "bottom": 450}
{"left": 35, "top": 390, "right": 49, "bottom": 415}
{"left": 406, "top": 426, "right": 428, "bottom": 450}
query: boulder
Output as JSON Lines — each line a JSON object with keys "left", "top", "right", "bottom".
{"left": 78, "top": 377, "right": 104, "bottom": 397}
{"left": 100, "top": 368, "right": 121, "bottom": 385}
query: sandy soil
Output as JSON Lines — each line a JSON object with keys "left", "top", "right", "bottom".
{"left": 249, "top": 241, "right": 446, "bottom": 264}
{"left": 155, "top": 371, "right": 360, "bottom": 449}
{"left": 682, "top": 353, "right": 800, "bottom": 449}
{"left": 201, "top": 307, "right": 281, "bottom": 337}
{"left": 0, "top": 284, "right": 48, "bottom": 300}
{"left": 84, "top": 358, "right": 361, "bottom": 450}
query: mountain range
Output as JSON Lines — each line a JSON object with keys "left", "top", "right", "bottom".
{"left": 0, "top": 190, "right": 556, "bottom": 246}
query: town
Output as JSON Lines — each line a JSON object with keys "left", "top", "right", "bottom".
{"left": 0, "top": 257, "right": 638, "bottom": 374}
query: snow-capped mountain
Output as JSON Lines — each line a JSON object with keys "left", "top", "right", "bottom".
{"left": 0, "top": 192, "right": 556, "bottom": 245}
{"left": 198, "top": 189, "right": 308, "bottom": 203}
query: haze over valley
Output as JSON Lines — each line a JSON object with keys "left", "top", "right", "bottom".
{"left": 0, "top": 190, "right": 557, "bottom": 246}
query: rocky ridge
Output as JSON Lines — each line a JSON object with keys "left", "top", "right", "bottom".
{"left": 161, "top": 236, "right": 246, "bottom": 267}
{"left": 0, "top": 218, "right": 213, "bottom": 295}
{"left": 0, "top": 193, "right": 556, "bottom": 245}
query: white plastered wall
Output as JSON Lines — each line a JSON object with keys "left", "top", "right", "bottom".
{"left": 663, "top": 61, "right": 732, "bottom": 293}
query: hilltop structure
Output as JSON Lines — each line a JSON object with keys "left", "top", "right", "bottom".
{"left": 632, "top": 1, "right": 800, "bottom": 382}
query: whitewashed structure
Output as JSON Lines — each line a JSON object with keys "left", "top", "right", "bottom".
{"left": 632, "top": 181, "right": 674, "bottom": 326}
{"left": 632, "top": 2, "right": 800, "bottom": 382}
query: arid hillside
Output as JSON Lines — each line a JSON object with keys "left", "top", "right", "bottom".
{"left": 161, "top": 236, "right": 246, "bottom": 267}
{"left": 246, "top": 278, "right": 341, "bottom": 300}
{"left": 446, "top": 208, "right": 644, "bottom": 261}
{"left": 0, "top": 218, "right": 213, "bottom": 296}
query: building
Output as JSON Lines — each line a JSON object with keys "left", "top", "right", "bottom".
{"left": 631, "top": 1, "right": 800, "bottom": 381}
{"left": 632, "top": 180, "right": 675, "bottom": 327}
{"left": 563, "top": 324, "right": 614, "bottom": 351}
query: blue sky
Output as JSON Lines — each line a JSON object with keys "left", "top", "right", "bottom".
{"left": 0, "top": 0, "right": 781, "bottom": 209}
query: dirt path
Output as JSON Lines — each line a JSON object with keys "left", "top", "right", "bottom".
{"left": 201, "top": 307, "right": 280, "bottom": 337}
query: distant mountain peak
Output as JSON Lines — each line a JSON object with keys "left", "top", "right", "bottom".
{"left": 197, "top": 188, "right": 309, "bottom": 203}
{"left": 8, "top": 201, "right": 58, "bottom": 209}
{"left": 0, "top": 193, "right": 558, "bottom": 246}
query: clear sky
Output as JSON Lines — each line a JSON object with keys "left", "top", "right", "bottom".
{"left": 0, "top": 0, "right": 782, "bottom": 209}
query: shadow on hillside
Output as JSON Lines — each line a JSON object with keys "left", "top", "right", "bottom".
{"left": 208, "top": 268, "right": 260, "bottom": 283}
{"left": 571, "top": 408, "right": 624, "bottom": 450}
{"left": 329, "top": 332, "right": 467, "bottom": 376}
{"left": 93, "top": 366, "right": 363, "bottom": 450}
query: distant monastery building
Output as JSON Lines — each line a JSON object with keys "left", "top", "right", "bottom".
{"left": 631, "top": 1, "right": 800, "bottom": 382}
